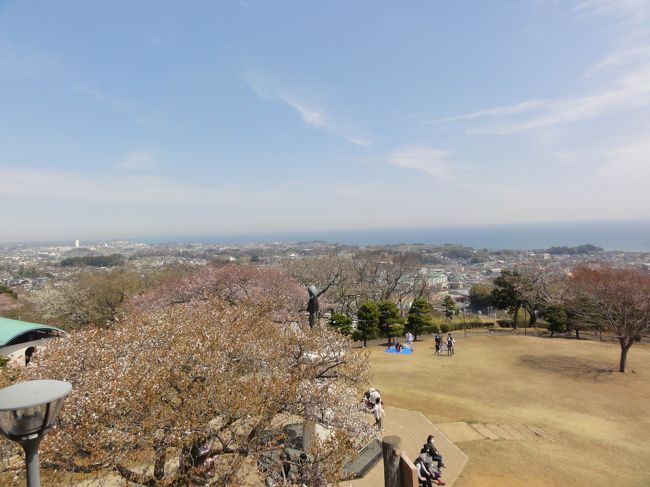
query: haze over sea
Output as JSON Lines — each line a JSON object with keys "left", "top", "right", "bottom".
{"left": 148, "top": 219, "right": 650, "bottom": 252}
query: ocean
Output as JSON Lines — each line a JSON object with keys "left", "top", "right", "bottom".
{"left": 149, "top": 219, "right": 650, "bottom": 252}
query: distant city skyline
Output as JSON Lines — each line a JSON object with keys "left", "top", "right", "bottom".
{"left": 1, "top": 1, "right": 649, "bottom": 242}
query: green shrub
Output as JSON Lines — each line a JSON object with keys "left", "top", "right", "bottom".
{"left": 330, "top": 312, "right": 352, "bottom": 328}
{"left": 351, "top": 329, "right": 365, "bottom": 342}
{"left": 339, "top": 325, "right": 354, "bottom": 336}
{"left": 440, "top": 324, "right": 449, "bottom": 333}
{"left": 421, "top": 325, "right": 439, "bottom": 335}
{"left": 457, "top": 321, "right": 485, "bottom": 329}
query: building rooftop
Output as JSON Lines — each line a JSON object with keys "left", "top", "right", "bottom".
{"left": 0, "top": 317, "right": 64, "bottom": 348}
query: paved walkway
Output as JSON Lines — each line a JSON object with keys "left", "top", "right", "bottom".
{"left": 344, "top": 406, "right": 468, "bottom": 487}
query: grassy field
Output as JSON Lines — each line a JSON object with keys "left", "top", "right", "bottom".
{"left": 368, "top": 332, "right": 650, "bottom": 487}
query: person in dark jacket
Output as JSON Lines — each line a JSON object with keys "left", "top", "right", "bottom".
{"left": 424, "top": 435, "right": 445, "bottom": 469}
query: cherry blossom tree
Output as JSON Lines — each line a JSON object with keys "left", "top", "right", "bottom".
{"left": 1, "top": 266, "right": 373, "bottom": 485}
{"left": 30, "top": 268, "right": 148, "bottom": 329}
{"left": 131, "top": 264, "right": 307, "bottom": 324}
{"left": 568, "top": 265, "right": 650, "bottom": 372}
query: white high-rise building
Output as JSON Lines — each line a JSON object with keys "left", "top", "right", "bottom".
{"left": 75, "top": 240, "right": 80, "bottom": 248}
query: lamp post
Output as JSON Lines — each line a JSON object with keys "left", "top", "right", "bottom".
{"left": 0, "top": 380, "right": 72, "bottom": 487}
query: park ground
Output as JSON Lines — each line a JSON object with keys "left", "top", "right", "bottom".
{"left": 368, "top": 332, "right": 650, "bottom": 487}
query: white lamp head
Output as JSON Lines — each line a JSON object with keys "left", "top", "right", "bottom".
{"left": 0, "top": 380, "right": 72, "bottom": 442}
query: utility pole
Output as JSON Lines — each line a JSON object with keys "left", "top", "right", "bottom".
{"left": 463, "top": 308, "right": 467, "bottom": 339}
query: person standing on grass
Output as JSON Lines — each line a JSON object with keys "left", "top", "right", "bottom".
{"left": 447, "top": 334, "right": 455, "bottom": 356}
{"left": 405, "top": 331, "right": 414, "bottom": 350}
{"left": 434, "top": 333, "right": 441, "bottom": 355}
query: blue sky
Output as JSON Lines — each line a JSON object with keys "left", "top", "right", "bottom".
{"left": 1, "top": 0, "right": 649, "bottom": 242}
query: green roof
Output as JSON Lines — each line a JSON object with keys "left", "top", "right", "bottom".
{"left": 0, "top": 317, "right": 65, "bottom": 347}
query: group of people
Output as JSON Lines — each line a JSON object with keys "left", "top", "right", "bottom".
{"left": 390, "top": 331, "right": 414, "bottom": 353}
{"left": 434, "top": 333, "right": 455, "bottom": 356}
{"left": 362, "top": 388, "right": 385, "bottom": 431}
{"left": 361, "top": 389, "right": 449, "bottom": 485}
{"left": 414, "top": 434, "right": 446, "bottom": 486}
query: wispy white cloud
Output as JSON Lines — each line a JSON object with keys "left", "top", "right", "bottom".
{"left": 343, "top": 136, "right": 372, "bottom": 147}
{"left": 580, "top": 0, "right": 650, "bottom": 77}
{"left": 434, "top": 64, "right": 650, "bottom": 135}
{"left": 585, "top": 44, "right": 650, "bottom": 77}
{"left": 241, "top": 71, "right": 371, "bottom": 146}
{"left": 576, "top": 0, "right": 649, "bottom": 24}
{"left": 280, "top": 97, "right": 326, "bottom": 127}
{"left": 115, "top": 149, "right": 157, "bottom": 170}
{"left": 387, "top": 145, "right": 518, "bottom": 196}
{"left": 388, "top": 145, "right": 457, "bottom": 181}
{"left": 430, "top": 1, "right": 650, "bottom": 135}
{"left": 426, "top": 99, "right": 547, "bottom": 124}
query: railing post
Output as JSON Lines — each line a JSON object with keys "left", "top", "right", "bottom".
{"left": 382, "top": 435, "right": 401, "bottom": 487}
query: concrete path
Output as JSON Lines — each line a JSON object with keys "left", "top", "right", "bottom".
{"left": 436, "top": 421, "right": 557, "bottom": 444}
{"left": 343, "top": 406, "right": 468, "bottom": 487}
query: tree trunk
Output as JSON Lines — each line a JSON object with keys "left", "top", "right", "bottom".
{"left": 619, "top": 338, "right": 633, "bottom": 373}
{"left": 512, "top": 304, "right": 520, "bottom": 329}
{"left": 363, "top": 337, "right": 367, "bottom": 347}
{"left": 550, "top": 330, "right": 555, "bottom": 337}
{"left": 528, "top": 309, "right": 537, "bottom": 326}
{"left": 382, "top": 436, "right": 401, "bottom": 487}
{"left": 575, "top": 328, "right": 580, "bottom": 340}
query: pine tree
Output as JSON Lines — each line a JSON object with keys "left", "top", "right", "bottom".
{"left": 355, "top": 301, "right": 380, "bottom": 347}
{"left": 378, "top": 300, "right": 403, "bottom": 344}
{"left": 407, "top": 298, "right": 433, "bottom": 340}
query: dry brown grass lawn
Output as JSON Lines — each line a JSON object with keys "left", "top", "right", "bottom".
{"left": 369, "top": 333, "right": 650, "bottom": 487}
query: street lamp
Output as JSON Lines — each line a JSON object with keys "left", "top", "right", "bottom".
{"left": 0, "top": 380, "right": 72, "bottom": 487}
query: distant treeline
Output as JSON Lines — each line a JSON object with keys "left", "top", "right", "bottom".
{"left": 60, "top": 254, "right": 125, "bottom": 267}
{"left": 545, "top": 244, "right": 603, "bottom": 255}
